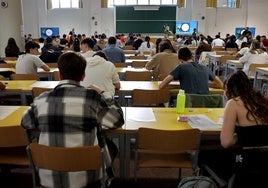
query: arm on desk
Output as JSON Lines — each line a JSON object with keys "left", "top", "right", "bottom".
{"left": 41, "top": 64, "right": 51, "bottom": 72}
{"left": 159, "top": 75, "right": 174, "bottom": 89}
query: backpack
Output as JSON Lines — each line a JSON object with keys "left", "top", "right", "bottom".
{"left": 178, "top": 176, "right": 217, "bottom": 188}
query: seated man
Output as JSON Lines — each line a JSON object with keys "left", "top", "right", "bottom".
{"left": 21, "top": 52, "right": 124, "bottom": 187}
{"left": 103, "top": 36, "right": 126, "bottom": 63}
{"left": 16, "top": 41, "right": 50, "bottom": 74}
{"left": 159, "top": 47, "right": 223, "bottom": 94}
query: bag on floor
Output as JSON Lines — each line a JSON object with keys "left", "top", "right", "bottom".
{"left": 178, "top": 176, "right": 217, "bottom": 188}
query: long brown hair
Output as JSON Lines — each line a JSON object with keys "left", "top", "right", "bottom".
{"left": 224, "top": 71, "right": 268, "bottom": 124}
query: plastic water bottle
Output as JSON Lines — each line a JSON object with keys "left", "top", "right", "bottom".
{"left": 176, "top": 89, "right": 186, "bottom": 114}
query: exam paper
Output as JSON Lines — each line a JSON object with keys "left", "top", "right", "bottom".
{"left": 126, "top": 107, "right": 156, "bottom": 122}
{"left": 179, "top": 114, "right": 221, "bottom": 130}
{"left": 0, "top": 106, "right": 20, "bottom": 120}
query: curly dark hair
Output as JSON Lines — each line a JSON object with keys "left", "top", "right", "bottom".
{"left": 224, "top": 70, "right": 268, "bottom": 125}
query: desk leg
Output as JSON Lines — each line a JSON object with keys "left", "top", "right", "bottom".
{"left": 253, "top": 71, "right": 259, "bottom": 89}
{"left": 124, "top": 132, "right": 137, "bottom": 179}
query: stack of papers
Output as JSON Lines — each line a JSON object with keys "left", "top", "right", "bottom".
{"left": 178, "top": 114, "right": 221, "bottom": 130}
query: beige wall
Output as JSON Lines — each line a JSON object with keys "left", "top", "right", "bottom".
{"left": 0, "top": 0, "right": 23, "bottom": 56}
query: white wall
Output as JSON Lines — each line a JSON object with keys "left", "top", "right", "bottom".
{"left": 0, "top": 0, "right": 23, "bottom": 56}
{"left": 1, "top": 0, "right": 268, "bottom": 56}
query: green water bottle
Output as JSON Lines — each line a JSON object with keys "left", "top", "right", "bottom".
{"left": 176, "top": 89, "right": 186, "bottom": 114}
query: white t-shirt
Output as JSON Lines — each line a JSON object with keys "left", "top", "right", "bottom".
{"left": 139, "top": 41, "right": 154, "bottom": 53}
{"left": 239, "top": 51, "right": 268, "bottom": 75}
{"left": 80, "top": 55, "right": 120, "bottom": 99}
{"left": 16, "top": 53, "right": 46, "bottom": 74}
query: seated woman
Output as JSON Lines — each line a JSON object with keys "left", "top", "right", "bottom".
{"left": 221, "top": 70, "right": 268, "bottom": 148}
{"left": 239, "top": 39, "right": 268, "bottom": 76}
{"left": 5, "top": 37, "right": 21, "bottom": 57}
{"left": 138, "top": 36, "right": 154, "bottom": 55}
{"left": 199, "top": 71, "right": 268, "bottom": 186}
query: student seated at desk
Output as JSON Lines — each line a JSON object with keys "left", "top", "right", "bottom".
{"left": 103, "top": 36, "right": 125, "bottom": 63}
{"left": 21, "top": 52, "right": 124, "bottom": 188}
{"left": 159, "top": 47, "right": 223, "bottom": 94}
{"left": 15, "top": 41, "right": 50, "bottom": 74}
{"left": 199, "top": 71, "right": 268, "bottom": 186}
{"left": 238, "top": 39, "right": 268, "bottom": 76}
{"left": 81, "top": 51, "right": 120, "bottom": 99}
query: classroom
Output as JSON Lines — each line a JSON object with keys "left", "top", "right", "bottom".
{"left": 0, "top": 0, "right": 268, "bottom": 187}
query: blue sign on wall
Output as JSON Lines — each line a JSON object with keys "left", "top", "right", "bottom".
{"left": 235, "top": 27, "right": 256, "bottom": 38}
{"left": 40, "top": 27, "right": 60, "bottom": 38}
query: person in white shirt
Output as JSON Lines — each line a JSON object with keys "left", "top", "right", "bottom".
{"left": 239, "top": 39, "right": 268, "bottom": 76}
{"left": 211, "top": 35, "right": 225, "bottom": 48}
{"left": 236, "top": 42, "right": 249, "bottom": 58}
{"left": 80, "top": 38, "right": 95, "bottom": 59}
{"left": 139, "top": 36, "right": 154, "bottom": 55}
{"left": 235, "top": 35, "right": 248, "bottom": 49}
{"left": 16, "top": 41, "right": 50, "bottom": 74}
{"left": 81, "top": 51, "right": 120, "bottom": 99}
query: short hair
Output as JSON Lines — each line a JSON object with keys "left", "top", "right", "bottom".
{"left": 81, "top": 38, "right": 95, "bottom": 49}
{"left": 178, "top": 47, "right": 192, "bottom": 61}
{"left": 57, "top": 52, "right": 86, "bottom": 82}
{"left": 46, "top": 37, "right": 53, "bottom": 44}
{"left": 25, "top": 41, "right": 40, "bottom": 53}
{"left": 108, "top": 36, "right": 116, "bottom": 45}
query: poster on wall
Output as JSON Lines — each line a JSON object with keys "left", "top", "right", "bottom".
{"left": 235, "top": 27, "right": 256, "bottom": 38}
{"left": 40, "top": 27, "right": 60, "bottom": 38}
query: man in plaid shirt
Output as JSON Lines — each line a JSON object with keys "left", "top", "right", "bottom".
{"left": 22, "top": 52, "right": 124, "bottom": 188}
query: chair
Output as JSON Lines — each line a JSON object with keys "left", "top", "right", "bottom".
{"left": 134, "top": 128, "right": 201, "bottom": 180}
{"left": 129, "top": 55, "right": 146, "bottom": 60}
{"left": 0, "top": 63, "right": 15, "bottom": 68}
{"left": 131, "top": 61, "right": 148, "bottom": 68}
{"left": 248, "top": 63, "right": 268, "bottom": 77}
{"left": 124, "top": 50, "right": 136, "bottom": 54}
{"left": 0, "top": 126, "right": 29, "bottom": 171}
{"left": 11, "top": 73, "right": 38, "bottom": 80}
{"left": 46, "top": 62, "right": 58, "bottom": 68}
{"left": 226, "top": 48, "right": 238, "bottom": 52}
{"left": 32, "top": 87, "right": 52, "bottom": 98}
{"left": 53, "top": 70, "right": 60, "bottom": 80}
{"left": 123, "top": 45, "right": 134, "bottom": 50}
{"left": 185, "top": 94, "right": 224, "bottom": 108}
{"left": 27, "top": 143, "right": 104, "bottom": 187}
{"left": 3, "top": 57, "right": 18, "bottom": 61}
{"left": 125, "top": 71, "right": 152, "bottom": 81}
{"left": 114, "top": 62, "right": 127, "bottom": 67}
{"left": 131, "top": 89, "right": 170, "bottom": 107}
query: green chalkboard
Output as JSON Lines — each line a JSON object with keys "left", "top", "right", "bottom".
{"left": 116, "top": 6, "right": 176, "bottom": 34}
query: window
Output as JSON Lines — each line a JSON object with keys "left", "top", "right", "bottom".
{"left": 47, "top": 0, "right": 82, "bottom": 9}
{"left": 217, "top": 0, "right": 240, "bottom": 8}
{"left": 108, "top": 0, "right": 177, "bottom": 6}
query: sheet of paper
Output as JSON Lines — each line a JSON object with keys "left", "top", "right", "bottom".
{"left": 178, "top": 114, "right": 221, "bottom": 130}
{"left": 0, "top": 106, "right": 20, "bottom": 120}
{"left": 126, "top": 107, "right": 156, "bottom": 122}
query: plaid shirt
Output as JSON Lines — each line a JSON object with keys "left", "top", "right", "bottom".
{"left": 22, "top": 80, "right": 124, "bottom": 188}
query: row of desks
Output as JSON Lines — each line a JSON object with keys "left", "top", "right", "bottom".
{"left": 0, "top": 105, "right": 223, "bottom": 178}
{"left": 1, "top": 80, "right": 223, "bottom": 105}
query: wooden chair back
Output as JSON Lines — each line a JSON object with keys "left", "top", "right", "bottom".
{"left": 3, "top": 57, "right": 18, "bottom": 61}
{"left": 124, "top": 50, "right": 136, "bottom": 54}
{"left": 220, "top": 55, "right": 237, "bottom": 64}
{"left": 125, "top": 71, "right": 152, "bottom": 81}
{"left": 0, "top": 126, "right": 29, "bottom": 166}
{"left": 135, "top": 128, "right": 200, "bottom": 179}
{"left": 131, "top": 61, "right": 147, "bottom": 68}
{"left": 114, "top": 62, "right": 127, "bottom": 67}
{"left": 248, "top": 63, "right": 268, "bottom": 76}
{"left": 11, "top": 73, "right": 38, "bottom": 80}
{"left": 27, "top": 143, "right": 104, "bottom": 187}
{"left": 215, "top": 51, "right": 229, "bottom": 55}
{"left": 0, "top": 63, "right": 15, "bottom": 68}
{"left": 27, "top": 143, "right": 102, "bottom": 171}
{"left": 123, "top": 45, "right": 134, "bottom": 50}
{"left": 132, "top": 89, "right": 170, "bottom": 107}
{"left": 46, "top": 62, "right": 58, "bottom": 68}
{"left": 32, "top": 87, "right": 52, "bottom": 98}
{"left": 53, "top": 71, "right": 60, "bottom": 81}
{"left": 226, "top": 48, "right": 238, "bottom": 52}
{"left": 129, "top": 55, "right": 146, "bottom": 60}
{"left": 212, "top": 46, "right": 224, "bottom": 51}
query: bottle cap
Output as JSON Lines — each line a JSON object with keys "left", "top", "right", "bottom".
{"left": 179, "top": 89, "right": 185, "bottom": 94}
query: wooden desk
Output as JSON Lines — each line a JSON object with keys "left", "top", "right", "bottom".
{"left": 116, "top": 67, "right": 151, "bottom": 80}
{"left": 120, "top": 107, "right": 224, "bottom": 178}
{"left": 5, "top": 60, "right": 17, "bottom": 65}
{"left": 37, "top": 67, "right": 59, "bottom": 80}
{"left": 125, "top": 59, "right": 149, "bottom": 66}
{"left": 225, "top": 60, "right": 243, "bottom": 79}
{"left": 0, "top": 106, "right": 29, "bottom": 127}
{"left": 253, "top": 67, "right": 268, "bottom": 89}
